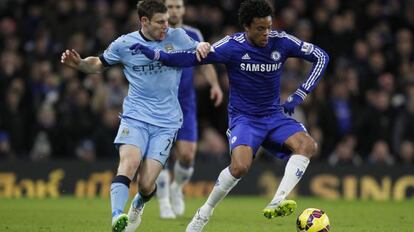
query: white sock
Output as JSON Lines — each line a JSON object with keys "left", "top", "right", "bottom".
{"left": 199, "top": 167, "right": 239, "bottom": 217}
{"left": 172, "top": 161, "right": 194, "bottom": 188}
{"left": 270, "top": 154, "right": 310, "bottom": 205}
{"left": 156, "top": 169, "right": 170, "bottom": 202}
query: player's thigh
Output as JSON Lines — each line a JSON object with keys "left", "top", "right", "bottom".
{"left": 230, "top": 145, "right": 254, "bottom": 173}
{"left": 264, "top": 116, "right": 307, "bottom": 159}
{"left": 116, "top": 144, "right": 143, "bottom": 179}
{"left": 175, "top": 109, "right": 197, "bottom": 161}
{"left": 146, "top": 126, "right": 178, "bottom": 166}
{"left": 114, "top": 117, "right": 150, "bottom": 157}
{"left": 118, "top": 145, "right": 142, "bottom": 167}
{"left": 114, "top": 117, "right": 149, "bottom": 177}
{"left": 137, "top": 158, "right": 164, "bottom": 194}
{"left": 227, "top": 115, "right": 267, "bottom": 157}
{"left": 284, "top": 131, "right": 317, "bottom": 156}
{"left": 176, "top": 101, "right": 198, "bottom": 143}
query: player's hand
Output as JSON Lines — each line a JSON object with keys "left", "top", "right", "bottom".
{"left": 282, "top": 93, "right": 304, "bottom": 115}
{"left": 129, "top": 43, "right": 159, "bottom": 60}
{"left": 196, "top": 42, "right": 211, "bottom": 61}
{"left": 61, "top": 49, "right": 82, "bottom": 69}
{"left": 210, "top": 83, "right": 223, "bottom": 107}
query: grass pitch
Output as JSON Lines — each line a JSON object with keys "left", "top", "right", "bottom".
{"left": 0, "top": 196, "right": 413, "bottom": 232}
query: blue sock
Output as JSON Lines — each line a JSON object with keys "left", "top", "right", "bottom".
{"left": 110, "top": 175, "right": 131, "bottom": 218}
{"left": 131, "top": 193, "right": 145, "bottom": 210}
{"left": 131, "top": 185, "right": 158, "bottom": 210}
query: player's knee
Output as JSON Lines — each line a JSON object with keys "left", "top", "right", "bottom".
{"left": 177, "top": 145, "right": 196, "bottom": 165}
{"left": 118, "top": 156, "right": 140, "bottom": 176}
{"left": 138, "top": 180, "right": 155, "bottom": 196}
{"left": 297, "top": 138, "right": 318, "bottom": 158}
{"left": 178, "top": 150, "right": 196, "bottom": 165}
{"left": 230, "top": 163, "right": 250, "bottom": 178}
{"left": 310, "top": 141, "right": 319, "bottom": 156}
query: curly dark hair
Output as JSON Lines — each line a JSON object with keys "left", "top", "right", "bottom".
{"left": 238, "top": 0, "right": 273, "bottom": 27}
{"left": 137, "top": 0, "right": 167, "bottom": 20}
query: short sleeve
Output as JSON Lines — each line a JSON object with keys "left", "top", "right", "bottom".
{"left": 101, "top": 37, "right": 123, "bottom": 66}
{"left": 172, "top": 28, "right": 199, "bottom": 51}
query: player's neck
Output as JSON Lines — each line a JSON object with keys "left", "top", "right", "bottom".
{"left": 169, "top": 21, "right": 183, "bottom": 28}
{"left": 244, "top": 32, "right": 261, "bottom": 47}
{"left": 140, "top": 28, "right": 155, "bottom": 41}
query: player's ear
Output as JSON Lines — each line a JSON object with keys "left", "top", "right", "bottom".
{"left": 243, "top": 23, "right": 250, "bottom": 33}
{"left": 140, "top": 16, "right": 150, "bottom": 25}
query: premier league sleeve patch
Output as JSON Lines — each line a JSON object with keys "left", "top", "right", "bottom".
{"left": 300, "top": 42, "right": 314, "bottom": 55}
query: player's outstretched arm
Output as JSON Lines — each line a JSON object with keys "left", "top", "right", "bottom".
{"left": 60, "top": 49, "right": 103, "bottom": 74}
{"left": 282, "top": 46, "right": 330, "bottom": 115}
{"left": 129, "top": 43, "right": 216, "bottom": 67}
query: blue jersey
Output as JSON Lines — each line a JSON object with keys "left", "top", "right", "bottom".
{"left": 153, "top": 30, "right": 329, "bottom": 117}
{"left": 100, "top": 28, "right": 198, "bottom": 128}
{"left": 178, "top": 25, "right": 204, "bottom": 104}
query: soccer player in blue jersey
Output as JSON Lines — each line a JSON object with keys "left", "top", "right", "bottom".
{"left": 155, "top": 0, "right": 223, "bottom": 219}
{"left": 60, "top": 1, "right": 211, "bottom": 231}
{"left": 130, "top": 0, "right": 329, "bottom": 231}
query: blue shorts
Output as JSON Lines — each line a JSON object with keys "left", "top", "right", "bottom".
{"left": 226, "top": 112, "right": 307, "bottom": 160}
{"left": 176, "top": 95, "right": 197, "bottom": 142}
{"left": 114, "top": 117, "right": 178, "bottom": 166}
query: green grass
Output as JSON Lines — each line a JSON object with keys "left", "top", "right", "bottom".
{"left": 0, "top": 197, "right": 413, "bottom": 231}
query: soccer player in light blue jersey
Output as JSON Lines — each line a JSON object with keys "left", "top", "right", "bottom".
{"left": 155, "top": 0, "right": 223, "bottom": 220}
{"left": 60, "top": 1, "right": 211, "bottom": 231}
{"left": 130, "top": 0, "right": 329, "bottom": 231}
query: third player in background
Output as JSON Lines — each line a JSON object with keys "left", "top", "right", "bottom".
{"left": 155, "top": 0, "right": 223, "bottom": 219}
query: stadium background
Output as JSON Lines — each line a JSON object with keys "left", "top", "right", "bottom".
{"left": 0, "top": 0, "right": 414, "bottom": 198}
{"left": 1, "top": 1, "right": 414, "bottom": 231}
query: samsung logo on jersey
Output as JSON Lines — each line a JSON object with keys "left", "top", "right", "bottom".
{"left": 240, "top": 63, "right": 282, "bottom": 72}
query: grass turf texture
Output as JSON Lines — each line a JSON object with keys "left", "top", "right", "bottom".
{"left": 0, "top": 197, "right": 412, "bottom": 232}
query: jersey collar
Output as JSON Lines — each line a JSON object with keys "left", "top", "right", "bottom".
{"left": 139, "top": 30, "right": 152, "bottom": 42}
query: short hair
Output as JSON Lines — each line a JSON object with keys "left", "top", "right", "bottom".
{"left": 161, "top": 0, "right": 187, "bottom": 4}
{"left": 137, "top": 0, "right": 168, "bottom": 20}
{"left": 238, "top": 0, "right": 273, "bottom": 27}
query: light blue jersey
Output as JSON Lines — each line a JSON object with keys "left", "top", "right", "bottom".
{"left": 100, "top": 28, "right": 198, "bottom": 129}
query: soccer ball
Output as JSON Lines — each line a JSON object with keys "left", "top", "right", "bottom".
{"left": 296, "top": 208, "right": 330, "bottom": 232}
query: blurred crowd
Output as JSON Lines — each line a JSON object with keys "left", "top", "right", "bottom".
{"left": 0, "top": 0, "right": 413, "bottom": 166}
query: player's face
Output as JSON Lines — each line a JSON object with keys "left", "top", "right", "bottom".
{"left": 245, "top": 16, "right": 272, "bottom": 47}
{"left": 165, "top": 0, "right": 185, "bottom": 26}
{"left": 142, "top": 12, "right": 169, "bottom": 41}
